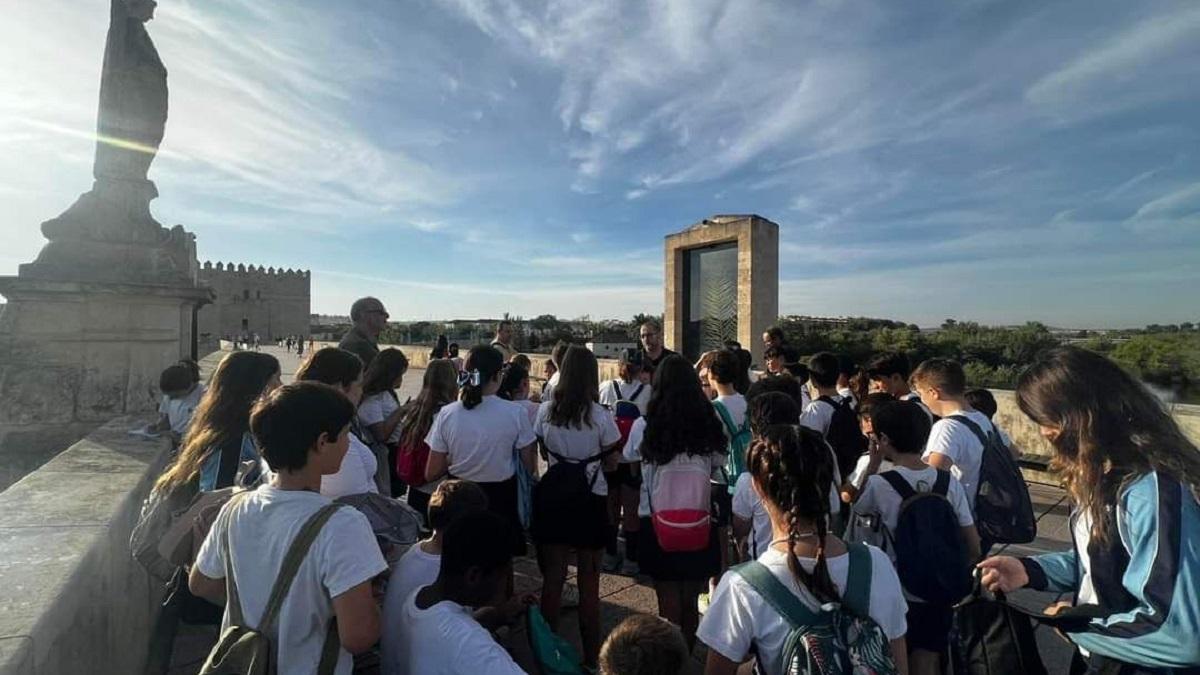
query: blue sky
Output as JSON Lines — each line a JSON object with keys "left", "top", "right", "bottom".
{"left": 2, "top": 0, "right": 1198, "bottom": 327}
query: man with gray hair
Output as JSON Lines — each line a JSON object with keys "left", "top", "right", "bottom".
{"left": 339, "top": 297, "right": 388, "bottom": 370}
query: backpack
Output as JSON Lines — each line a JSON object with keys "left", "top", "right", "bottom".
{"left": 527, "top": 605, "right": 584, "bottom": 674}
{"left": 131, "top": 476, "right": 199, "bottom": 582}
{"left": 877, "top": 470, "right": 973, "bottom": 605}
{"left": 532, "top": 446, "right": 611, "bottom": 522}
{"left": 734, "top": 543, "right": 898, "bottom": 675}
{"left": 947, "top": 415, "right": 1036, "bottom": 545}
{"left": 951, "top": 577, "right": 1050, "bottom": 675}
{"left": 818, "top": 396, "right": 867, "bottom": 483}
{"left": 647, "top": 458, "right": 712, "bottom": 552}
{"left": 200, "top": 498, "right": 345, "bottom": 675}
{"left": 609, "top": 381, "right": 645, "bottom": 449}
{"left": 713, "top": 399, "right": 751, "bottom": 488}
{"left": 395, "top": 440, "right": 431, "bottom": 488}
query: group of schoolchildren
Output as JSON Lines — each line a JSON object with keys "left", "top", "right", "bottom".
{"left": 146, "top": 316, "right": 1200, "bottom": 675}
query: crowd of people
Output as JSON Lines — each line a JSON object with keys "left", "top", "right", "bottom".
{"left": 141, "top": 296, "right": 1200, "bottom": 675}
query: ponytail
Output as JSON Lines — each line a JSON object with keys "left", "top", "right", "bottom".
{"left": 460, "top": 345, "right": 504, "bottom": 410}
{"left": 751, "top": 424, "right": 840, "bottom": 603}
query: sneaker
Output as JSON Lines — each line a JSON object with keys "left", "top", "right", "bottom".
{"left": 601, "top": 552, "right": 622, "bottom": 573}
{"left": 561, "top": 582, "right": 580, "bottom": 608}
{"left": 619, "top": 559, "right": 640, "bottom": 577}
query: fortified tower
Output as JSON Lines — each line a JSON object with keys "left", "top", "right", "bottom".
{"left": 196, "top": 262, "right": 310, "bottom": 343}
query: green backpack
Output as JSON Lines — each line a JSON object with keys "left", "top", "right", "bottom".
{"left": 733, "top": 543, "right": 898, "bottom": 675}
{"left": 199, "top": 498, "right": 344, "bottom": 675}
{"left": 713, "top": 399, "right": 751, "bottom": 492}
{"left": 526, "top": 605, "right": 583, "bottom": 674}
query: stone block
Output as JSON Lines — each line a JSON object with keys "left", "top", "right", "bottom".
{"left": 6, "top": 299, "right": 85, "bottom": 337}
{"left": 0, "top": 365, "right": 79, "bottom": 425}
{"left": 76, "top": 343, "right": 130, "bottom": 422}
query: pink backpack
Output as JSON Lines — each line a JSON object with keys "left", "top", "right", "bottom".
{"left": 647, "top": 458, "right": 712, "bottom": 552}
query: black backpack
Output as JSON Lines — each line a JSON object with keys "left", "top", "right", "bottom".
{"left": 532, "top": 447, "right": 611, "bottom": 518}
{"left": 879, "top": 470, "right": 973, "bottom": 605}
{"left": 948, "top": 415, "right": 1036, "bottom": 545}
{"left": 819, "top": 396, "right": 867, "bottom": 481}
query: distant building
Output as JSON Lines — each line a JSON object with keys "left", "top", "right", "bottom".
{"left": 197, "top": 261, "right": 310, "bottom": 342}
{"left": 586, "top": 334, "right": 637, "bottom": 359}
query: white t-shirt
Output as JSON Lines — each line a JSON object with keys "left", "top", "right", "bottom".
{"left": 516, "top": 399, "right": 540, "bottom": 426}
{"left": 798, "top": 394, "right": 843, "bottom": 436}
{"left": 541, "top": 371, "right": 561, "bottom": 403}
{"left": 358, "top": 391, "right": 402, "bottom": 444}
{"left": 732, "top": 472, "right": 772, "bottom": 558}
{"left": 158, "top": 383, "right": 205, "bottom": 435}
{"left": 851, "top": 465, "right": 974, "bottom": 598}
{"left": 713, "top": 393, "right": 747, "bottom": 429}
{"left": 195, "top": 487, "right": 387, "bottom": 675}
{"left": 598, "top": 379, "right": 652, "bottom": 414}
{"left": 697, "top": 545, "right": 907, "bottom": 675}
{"left": 622, "top": 417, "right": 717, "bottom": 517}
{"left": 846, "top": 454, "right": 895, "bottom": 492}
{"left": 837, "top": 386, "right": 857, "bottom": 409}
{"left": 533, "top": 401, "right": 622, "bottom": 497}
{"left": 425, "top": 396, "right": 537, "bottom": 483}
{"left": 899, "top": 392, "right": 935, "bottom": 421}
{"left": 388, "top": 593, "right": 524, "bottom": 675}
{"left": 320, "top": 433, "right": 379, "bottom": 499}
{"left": 922, "top": 410, "right": 994, "bottom": 510}
{"left": 381, "top": 542, "right": 441, "bottom": 674}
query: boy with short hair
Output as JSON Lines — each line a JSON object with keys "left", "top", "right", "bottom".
{"left": 599, "top": 613, "right": 689, "bottom": 675}
{"left": 147, "top": 362, "right": 205, "bottom": 443}
{"left": 910, "top": 359, "right": 996, "bottom": 512}
{"left": 189, "top": 382, "right": 386, "bottom": 674}
{"left": 850, "top": 400, "right": 979, "bottom": 675}
{"left": 762, "top": 345, "right": 786, "bottom": 376}
{"left": 392, "top": 511, "right": 531, "bottom": 674}
{"left": 798, "top": 351, "right": 844, "bottom": 435}
{"left": 867, "top": 352, "right": 933, "bottom": 420}
{"left": 381, "top": 480, "right": 489, "bottom": 674}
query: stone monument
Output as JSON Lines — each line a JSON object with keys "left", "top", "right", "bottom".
{"left": 664, "top": 215, "right": 779, "bottom": 365}
{"left": 0, "top": 0, "right": 211, "bottom": 490}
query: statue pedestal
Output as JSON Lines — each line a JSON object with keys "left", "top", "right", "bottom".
{"left": 0, "top": 277, "right": 211, "bottom": 490}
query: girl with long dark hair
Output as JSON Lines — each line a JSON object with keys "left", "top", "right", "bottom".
{"left": 156, "top": 351, "right": 281, "bottom": 493}
{"left": 296, "top": 347, "right": 377, "bottom": 498}
{"left": 424, "top": 345, "right": 536, "bottom": 555}
{"left": 358, "top": 348, "right": 410, "bottom": 496}
{"left": 621, "top": 354, "right": 728, "bottom": 649}
{"left": 979, "top": 346, "right": 1200, "bottom": 672}
{"left": 531, "top": 346, "right": 621, "bottom": 668}
{"left": 697, "top": 424, "right": 909, "bottom": 675}
{"left": 395, "top": 360, "right": 459, "bottom": 516}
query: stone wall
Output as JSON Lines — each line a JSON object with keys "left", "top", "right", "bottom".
{"left": 197, "top": 262, "right": 310, "bottom": 343}
{"left": 0, "top": 414, "right": 167, "bottom": 675}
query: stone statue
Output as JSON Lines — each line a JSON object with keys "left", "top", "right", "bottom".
{"left": 27, "top": 0, "right": 193, "bottom": 284}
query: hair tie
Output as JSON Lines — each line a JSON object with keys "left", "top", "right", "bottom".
{"left": 458, "top": 369, "right": 481, "bottom": 388}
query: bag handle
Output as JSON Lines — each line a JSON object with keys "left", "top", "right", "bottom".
{"left": 842, "top": 542, "right": 873, "bottom": 617}
{"left": 946, "top": 414, "right": 991, "bottom": 447}
{"left": 257, "top": 503, "right": 346, "bottom": 633}
{"left": 733, "top": 561, "right": 821, "bottom": 627}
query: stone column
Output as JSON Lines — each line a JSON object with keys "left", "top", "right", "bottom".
{"left": 664, "top": 215, "right": 779, "bottom": 366}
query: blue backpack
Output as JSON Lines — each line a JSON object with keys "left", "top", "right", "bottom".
{"left": 734, "top": 542, "right": 898, "bottom": 675}
{"left": 713, "top": 399, "right": 751, "bottom": 490}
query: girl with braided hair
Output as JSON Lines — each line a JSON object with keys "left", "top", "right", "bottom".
{"left": 697, "top": 424, "right": 909, "bottom": 675}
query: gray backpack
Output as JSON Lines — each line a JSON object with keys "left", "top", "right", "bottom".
{"left": 199, "top": 498, "right": 344, "bottom": 675}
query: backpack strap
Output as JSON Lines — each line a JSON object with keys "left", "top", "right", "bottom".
{"left": 841, "top": 542, "right": 874, "bottom": 618}
{"left": 878, "top": 471, "right": 917, "bottom": 501}
{"left": 946, "top": 414, "right": 991, "bottom": 447}
{"left": 257, "top": 503, "right": 346, "bottom": 634}
{"left": 610, "top": 380, "right": 621, "bottom": 402}
{"left": 214, "top": 432, "right": 246, "bottom": 490}
{"left": 712, "top": 400, "right": 739, "bottom": 437}
{"left": 733, "top": 561, "right": 821, "bottom": 628}
{"left": 932, "top": 469, "right": 951, "bottom": 497}
{"left": 629, "top": 383, "right": 645, "bottom": 402}
{"left": 221, "top": 491, "right": 254, "bottom": 627}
